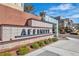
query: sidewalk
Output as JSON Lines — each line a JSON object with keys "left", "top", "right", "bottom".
{"left": 25, "top": 37, "right": 79, "bottom": 56}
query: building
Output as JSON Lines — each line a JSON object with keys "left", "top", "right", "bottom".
{"left": 73, "top": 23, "right": 79, "bottom": 30}
{"left": 44, "top": 15, "right": 58, "bottom": 37}
{"left": 54, "top": 16, "right": 73, "bottom": 33}
{"left": 63, "top": 18, "right": 73, "bottom": 29}
{"left": 54, "top": 16, "right": 63, "bottom": 28}
{"left": 54, "top": 16, "right": 73, "bottom": 28}
{"left": 1, "top": 3, "right": 24, "bottom": 11}
{"left": 0, "top": 4, "right": 58, "bottom": 43}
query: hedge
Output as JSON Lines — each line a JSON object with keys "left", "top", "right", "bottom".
{"left": 44, "top": 39, "right": 50, "bottom": 44}
{"left": 30, "top": 42, "right": 40, "bottom": 49}
{"left": 37, "top": 41, "right": 45, "bottom": 47}
{"left": 48, "top": 38, "right": 53, "bottom": 42}
{"left": 16, "top": 46, "right": 30, "bottom": 55}
{"left": 52, "top": 38, "right": 58, "bottom": 42}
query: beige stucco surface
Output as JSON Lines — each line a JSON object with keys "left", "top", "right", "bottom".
{"left": 28, "top": 20, "right": 53, "bottom": 28}
{"left": 1, "top": 3, "right": 24, "bottom": 11}
{"left": 1, "top": 26, "right": 53, "bottom": 42}
{"left": 0, "top": 34, "right": 54, "bottom": 52}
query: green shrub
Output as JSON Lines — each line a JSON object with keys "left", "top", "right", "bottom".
{"left": 48, "top": 38, "right": 53, "bottom": 43}
{"left": 0, "top": 52, "right": 12, "bottom": 56}
{"left": 37, "top": 41, "right": 45, "bottom": 47}
{"left": 31, "top": 42, "right": 40, "bottom": 49}
{"left": 52, "top": 38, "right": 58, "bottom": 42}
{"left": 17, "top": 46, "right": 30, "bottom": 55}
{"left": 44, "top": 39, "right": 50, "bottom": 44}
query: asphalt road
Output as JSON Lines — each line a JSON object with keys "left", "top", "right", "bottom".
{"left": 59, "top": 33, "right": 79, "bottom": 39}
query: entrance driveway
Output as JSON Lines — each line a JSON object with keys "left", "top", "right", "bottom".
{"left": 25, "top": 38, "right": 79, "bottom": 56}
{"left": 59, "top": 33, "right": 79, "bottom": 39}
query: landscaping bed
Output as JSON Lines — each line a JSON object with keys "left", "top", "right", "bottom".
{"left": 0, "top": 38, "right": 58, "bottom": 56}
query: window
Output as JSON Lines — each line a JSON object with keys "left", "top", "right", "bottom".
{"left": 33, "top": 29, "right": 35, "bottom": 35}
{"left": 27, "top": 29, "right": 31, "bottom": 35}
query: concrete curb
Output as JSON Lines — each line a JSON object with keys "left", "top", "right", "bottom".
{"left": 66, "top": 37, "right": 79, "bottom": 42}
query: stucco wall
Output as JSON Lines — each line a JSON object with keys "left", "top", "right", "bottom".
{"left": 28, "top": 20, "right": 53, "bottom": 28}
{"left": 1, "top": 3, "right": 24, "bottom": 11}
{"left": 0, "top": 26, "right": 2, "bottom": 40}
{"left": 0, "top": 34, "right": 54, "bottom": 52}
{"left": 0, "top": 4, "right": 41, "bottom": 26}
{"left": 1, "top": 26, "right": 53, "bottom": 42}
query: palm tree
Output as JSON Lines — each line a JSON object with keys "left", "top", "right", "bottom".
{"left": 40, "top": 11, "right": 45, "bottom": 17}
{"left": 40, "top": 11, "right": 46, "bottom": 21}
{"left": 24, "top": 4, "right": 34, "bottom": 13}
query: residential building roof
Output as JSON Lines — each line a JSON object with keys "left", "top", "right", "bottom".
{"left": 0, "top": 4, "right": 41, "bottom": 26}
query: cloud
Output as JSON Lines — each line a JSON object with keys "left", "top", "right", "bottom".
{"left": 70, "top": 14, "right": 79, "bottom": 18}
{"left": 44, "top": 10, "right": 55, "bottom": 16}
{"left": 45, "top": 3, "right": 75, "bottom": 16}
{"left": 44, "top": 4, "right": 79, "bottom": 23}
{"left": 45, "top": 11, "right": 55, "bottom": 15}
{"left": 45, "top": 3, "right": 79, "bottom": 21}
{"left": 49, "top": 4, "right": 74, "bottom": 11}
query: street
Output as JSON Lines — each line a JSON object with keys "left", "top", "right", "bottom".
{"left": 59, "top": 33, "right": 79, "bottom": 39}
{"left": 26, "top": 34, "right": 79, "bottom": 56}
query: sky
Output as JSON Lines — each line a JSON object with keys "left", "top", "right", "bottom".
{"left": 24, "top": 3, "right": 79, "bottom": 23}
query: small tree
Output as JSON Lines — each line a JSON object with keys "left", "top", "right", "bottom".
{"left": 24, "top": 5, "right": 34, "bottom": 13}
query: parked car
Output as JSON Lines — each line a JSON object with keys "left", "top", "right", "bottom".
{"left": 70, "top": 32, "right": 78, "bottom": 35}
{"left": 70, "top": 30, "right": 79, "bottom": 35}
